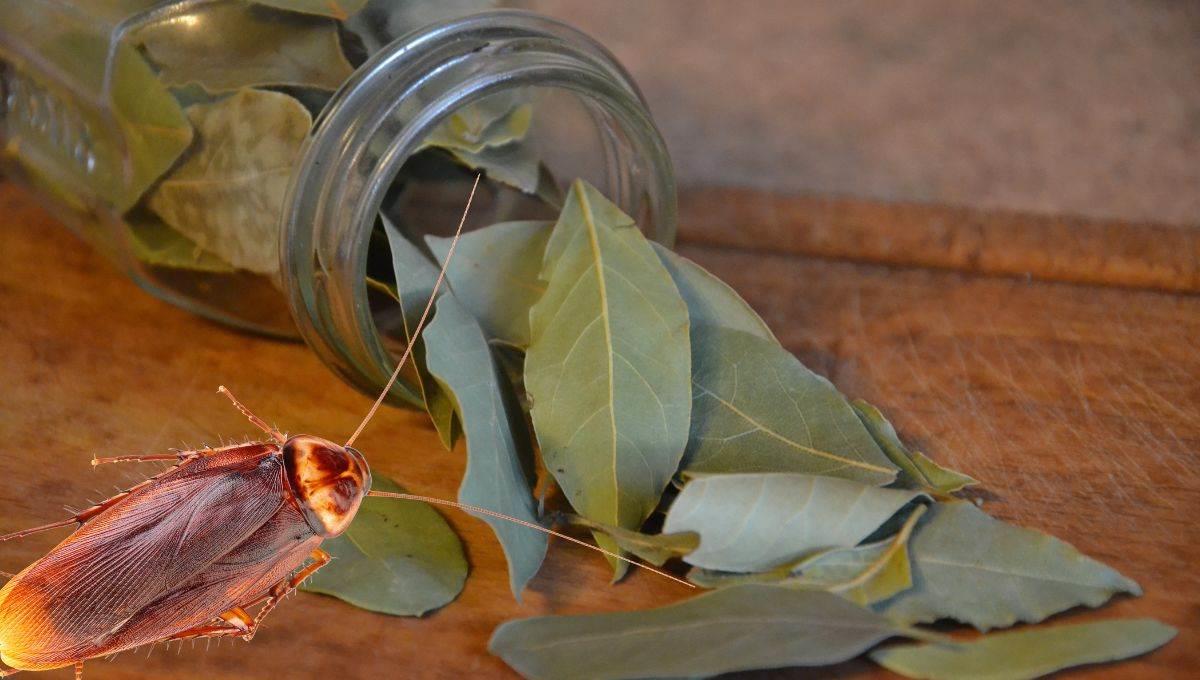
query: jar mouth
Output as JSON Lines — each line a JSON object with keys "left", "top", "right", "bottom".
{"left": 280, "top": 10, "right": 677, "bottom": 405}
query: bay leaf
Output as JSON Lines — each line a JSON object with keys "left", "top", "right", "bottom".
{"left": 443, "top": 138, "right": 541, "bottom": 194}
{"left": 426, "top": 99, "right": 533, "bottom": 155}
{"left": 871, "top": 618, "right": 1177, "bottom": 680}
{"left": 662, "top": 473, "right": 924, "bottom": 572}
{"left": 489, "top": 584, "right": 924, "bottom": 680}
{"left": 686, "top": 503, "right": 923, "bottom": 606}
{"left": 137, "top": 3, "right": 353, "bottom": 93}
{"left": 147, "top": 88, "right": 310, "bottom": 274}
{"left": 424, "top": 292, "right": 548, "bottom": 597}
{"left": 683, "top": 324, "right": 898, "bottom": 483}
{"left": 566, "top": 515, "right": 698, "bottom": 566}
{"left": 252, "top": 0, "right": 367, "bottom": 20}
{"left": 652, "top": 243, "right": 775, "bottom": 341}
{"left": 301, "top": 475, "right": 466, "bottom": 616}
{"left": 381, "top": 215, "right": 458, "bottom": 444}
{"left": 525, "top": 180, "right": 692, "bottom": 572}
{"left": 426, "top": 220, "right": 552, "bottom": 347}
{"left": 878, "top": 501, "right": 1141, "bottom": 631}
{"left": 126, "top": 215, "right": 234, "bottom": 273}
{"left": 789, "top": 502, "right": 924, "bottom": 606}
{"left": 853, "top": 400, "right": 977, "bottom": 495}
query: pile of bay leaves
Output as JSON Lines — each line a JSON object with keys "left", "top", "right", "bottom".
{"left": 301, "top": 178, "right": 1174, "bottom": 679}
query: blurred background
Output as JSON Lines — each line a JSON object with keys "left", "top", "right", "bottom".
{"left": 524, "top": 0, "right": 1199, "bottom": 225}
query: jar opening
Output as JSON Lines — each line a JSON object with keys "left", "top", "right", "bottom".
{"left": 282, "top": 11, "right": 677, "bottom": 405}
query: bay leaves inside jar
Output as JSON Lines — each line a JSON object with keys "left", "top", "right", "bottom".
{"left": 147, "top": 88, "right": 311, "bottom": 275}
{"left": 137, "top": 2, "right": 355, "bottom": 93}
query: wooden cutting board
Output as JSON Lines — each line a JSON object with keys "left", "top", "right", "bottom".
{"left": 0, "top": 181, "right": 1194, "bottom": 679}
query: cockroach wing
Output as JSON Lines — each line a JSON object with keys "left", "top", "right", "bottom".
{"left": 103, "top": 500, "right": 322, "bottom": 655}
{"left": 0, "top": 444, "right": 286, "bottom": 669}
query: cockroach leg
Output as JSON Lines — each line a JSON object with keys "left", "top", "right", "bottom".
{"left": 73, "top": 662, "right": 83, "bottom": 680}
{"left": 0, "top": 517, "right": 78, "bottom": 543}
{"left": 218, "top": 607, "right": 253, "bottom": 634}
{"left": 217, "top": 386, "right": 285, "bottom": 445}
{"left": 0, "top": 662, "right": 20, "bottom": 676}
{"left": 91, "top": 453, "right": 195, "bottom": 466}
{"left": 244, "top": 549, "right": 332, "bottom": 640}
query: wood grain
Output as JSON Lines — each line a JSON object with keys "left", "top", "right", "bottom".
{"left": 0, "top": 181, "right": 1195, "bottom": 679}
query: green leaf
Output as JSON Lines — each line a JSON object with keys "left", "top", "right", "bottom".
{"left": 871, "top": 619, "right": 1177, "bottom": 680}
{"left": 424, "top": 293, "right": 548, "bottom": 597}
{"left": 422, "top": 92, "right": 541, "bottom": 194}
{"left": 853, "top": 400, "right": 978, "bottom": 495}
{"left": 490, "top": 584, "right": 925, "bottom": 679}
{"left": 565, "top": 515, "right": 698, "bottom": 566}
{"left": 662, "top": 473, "right": 925, "bottom": 572}
{"left": 381, "top": 215, "right": 459, "bottom": 441}
{"left": 652, "top": 243, "right": 775, "bottom": 341}
{"left": 525, "top": 180, "right": 692, "bottom": 573}
{"left": 683, "top": 325, "right": 898, "bottom": 483}
{"left": 426, "top": 220, "right": 552, "bottom": 347}
{"left": 426, "top": 98, "right": 533, "bottom": 154}
{"left": 442, "top": 138, "right": 541, "bottom": 194}
{"left": 878, "top": 501, "right": 1141, "bottom": 631}
{"left": 137, "top": 3, "right": 353, "bottom": 94}
{"left": 301, "top": 475, "right": 466, "bottom": 616}
{"left": 252, "top": 0, "right": 368, "bottom": 20}
{"left": 147, "top": 88, "right": 310, "bottom": 274}
{"left": 126, "top": 215, "right": 234, "bottom": 273}
{"left": 787, "top": 502, "right": 924, "bottom": 606}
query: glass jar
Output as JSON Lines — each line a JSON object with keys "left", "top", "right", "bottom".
{"left": 0, "top": 0, "right": 676, "bottom": 406}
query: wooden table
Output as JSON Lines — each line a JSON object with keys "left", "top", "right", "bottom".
{"left": 0, "top": 181, "right": 1195, "bottom": 678}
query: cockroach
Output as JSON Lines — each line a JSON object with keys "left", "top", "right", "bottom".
{"left": 0, "top": 176, "right": 690, "bottom": 679}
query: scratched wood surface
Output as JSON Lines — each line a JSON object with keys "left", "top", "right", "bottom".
{"left": 0, "top": 180, "right": 1195, "bottom": 679}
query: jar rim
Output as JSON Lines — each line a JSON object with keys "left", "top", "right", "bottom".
{"left": 280, "top": 9, "right": 677, "bottom": 406}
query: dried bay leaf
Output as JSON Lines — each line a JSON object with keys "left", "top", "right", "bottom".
{"left": 381, "top": 215, "right": 458, "bottom": 442}
{"left": 138, "top": 3, "right": 354, "bottom": 93}
{"left": 489, "top": 584, "right": 924, "bottom": 679}
{"left": 853, "top": 400, "right": 977, "bottom": 496}
{"left": 301, "top": 475, "right": 466, "bottom": 616}
{"left": 147, "top": 88, "right": 310, "bottom": 274}
{"left": 684, "top": 325, "right": 898, "bottom": 482}
{"left": 652, "top": 243, "right": 775, "bottom": 341}
{"left": 126, "top": 215, "right": 234, "bottom": 273}
{"left": 443, "top": 138, "right": 541, "bottom": 194}
{"left": 252, "top": 0, "right": 368, "bottom": 20}
{"left": 565, "top": 515, "right": 698, "bottom": 566}
{"left": 878, "top": 501, "right": 1141, "bottom": 631}
{"left": 426, "top": 98, "right": 533, "bottom": 155}
{"left": 662, "top": 473, "right": 925, "bottom": 572}
{"left": 871, "top": 618, "right": 1177, "bottom": 680}
{"left": 525, "top": 180, "right": 692, "bottom": 573}
{"left": 424, "top": 293, "right": 548, "bottom": 597}
{"left": 426, "top": 220, "right": 552, "bottom": 347}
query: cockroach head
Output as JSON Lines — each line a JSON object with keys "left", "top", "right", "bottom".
{"left": 281, "top": 435, "right": 372, "bottom": 537}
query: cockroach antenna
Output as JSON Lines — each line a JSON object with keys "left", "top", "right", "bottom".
{"left": 345, "top": 173, "right": 693, "bottom": 588}
{"left": 344, "top": 173, "right": 481, "bottom": 449}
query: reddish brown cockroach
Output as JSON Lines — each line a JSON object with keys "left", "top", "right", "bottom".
{"left": 0, "top": 177, "right": 688, "bottom": 679}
